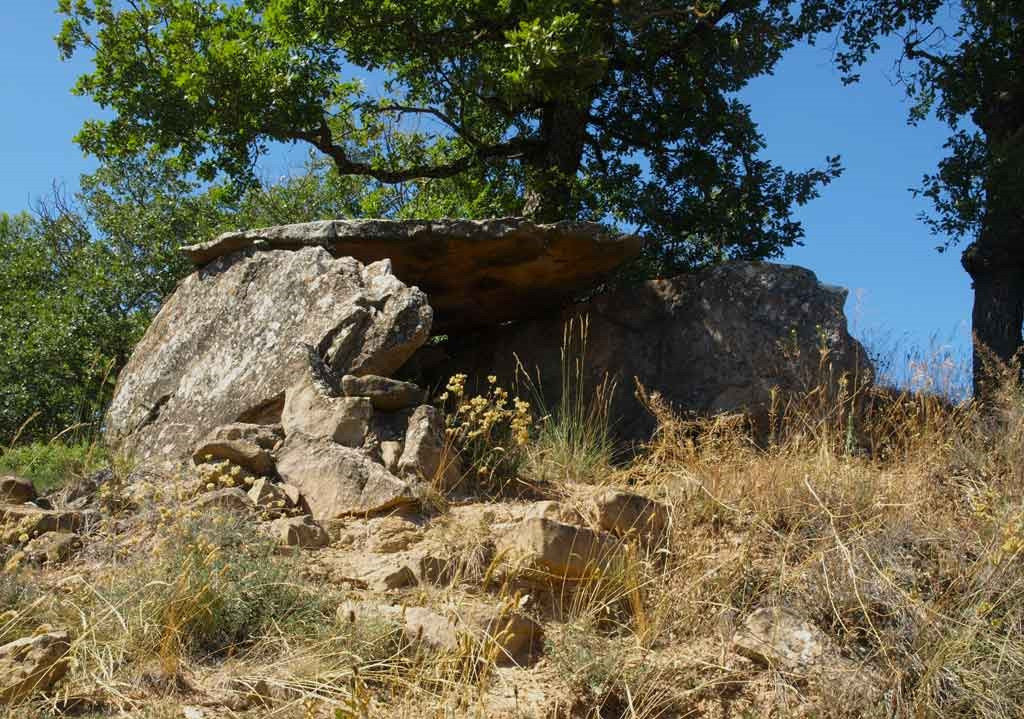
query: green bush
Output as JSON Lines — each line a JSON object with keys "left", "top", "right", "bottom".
{"left": 0, "top": 441, "right": 108, "bottom": 494}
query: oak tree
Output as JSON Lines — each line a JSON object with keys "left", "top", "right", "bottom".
{"left": 58, "top": 0, "right": 843, "bottom": 273}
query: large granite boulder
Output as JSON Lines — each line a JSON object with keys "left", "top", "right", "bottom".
{"left": 182, "top": 219, "right": 642, "bottom": 332}
{"left": 104, "top": 247, "right": 431, "bottom": 463}
{"left": 437, "top": 262, "right": 871, "bottom": 442}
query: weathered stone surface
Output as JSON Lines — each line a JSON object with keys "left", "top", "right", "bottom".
{"left": 365, "top": 515, "right": 423, "bottom": 554}
{"left": 523, "top": 501, "right": 587, "bottom": 527}
{"left": 192, "top": 423, "right": 281, "bottom": 476}
{"left": 281, "top": 483, "right": 304, "bottom": 508}
{"left": 0, "top": 630, "right": 71, "bottom": 704}
{"left": 248, "top": 478, "right": 292, "bottom": 512}
{"left": 402, "top": 606, "right": 459, "bottom": 652}
{"left": 182, "top": 219, "right": 642, "bottom": 332}
{"left": 0, "top": 476, "right": 35, "bottom": 505}
{"left": 398, "top": 405, "right": 460, "bottom": 488}
{"left": 380, "top": 441, "right": 404, "bottom": 474}
{"left": 500, "top": 518, "right": 621, "bottom": 581}
{"left": 363, "top": 562, "right": 419, "bottom": 591}
{"left": 190, "top": 488, "right": 254, "bottom": 513}
{"left": 440, "top": 262, "right": 872, "bottom": 442}
{"left": 282, "top": 373, "right": 372, "bottom": 447}
{"left": 342, "top": 374, "right": 423, "bottom": 411}
{"left": 593, "top": 490, "right": 670, "bottom": 546}
{"left": 733, "top": 607, "right": 828, "bottom": 671}
{"left": 24, "top": 532, "right": 82, "bottom": 565}
{"left": 339, "top": 601, "right": 541, "bottom": 667}
{"left": 269, "top": 515, "right": 330, "bottom": 548}
{"left": 275, "top": 433, "right": 415, "bottom": 519}
{"left": 462, "top": 606, "right": 543, "bottom": 667}
{"left": 104, "top": 248, "right": 431, "bottom": 463}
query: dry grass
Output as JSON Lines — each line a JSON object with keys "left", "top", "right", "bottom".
{"left": 6, "top": 348, "right": 1024, "bottom": 717}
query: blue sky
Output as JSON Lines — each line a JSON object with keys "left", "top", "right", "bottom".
{"left": 1, "top": 4, "right": 972, "bottom": 391}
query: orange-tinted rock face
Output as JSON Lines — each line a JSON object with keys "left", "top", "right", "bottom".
{"left": 182, "top": 218, "right": 642, "bottom": 332}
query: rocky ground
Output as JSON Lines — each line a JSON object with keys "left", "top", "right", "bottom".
{"left": 2, "top": 221, "right": 1016, "bottom": 717}
{"left": 3, "top": 376, "right": 1024, "bottom": 718}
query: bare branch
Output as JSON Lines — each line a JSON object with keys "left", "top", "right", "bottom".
{"left": 359, "top": 102, "right": 483, "bottom": 147}
{"left": 287, "top": 117, "right": 538, "bottom": 183}
{"left": 903, "top": 27, "right": 954, "bottom": 70}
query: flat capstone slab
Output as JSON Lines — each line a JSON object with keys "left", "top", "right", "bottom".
{"left": 183, "top": 218, "right": 643, "bottom": 332}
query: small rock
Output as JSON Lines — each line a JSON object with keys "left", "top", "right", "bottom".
{"left": 276, "top": 433, "right": 415, "bottom": 519}
{"left": 221, "top": 677, "right": 273, "bottom": 711}
{"left": 365, "top": 515, "right": 422, "bottom": 553}
{"left": 401, "top": 605, "right": 542, "bottom": 666}
{"left": 403, "top": 606, "right": 459, "bottom": 652}
{"left": 342, "top": 374, "right": 424, "bottom": 411}
{"left": 418, "top": 549, "right": 456, "bottom": 585}
{"left": 499, "top": 517, "right": 621, "bottom": 581}
{"left": 0, "top": 477, "right": 35, "bottom": 505}
{"left": 189, "top": 488, "right": 254, "bottom": 514}
{"left": 397, "top": 405, "right": 460, "bottom": 488}
{"left": 0, "top": 630, "right": 71, "bottom": 704}
{"left": 733, "top": 607, "right": 828, "bottom": 672}
{"left": 523, "top": 500, "right": 587, "bottom": 527}
{"left": 269, "top": 515, "right": 330, "bottom": 549}
{"left": 380, "top": 440, "right": 404, "bottom": 474}
{"left": 248, "top": 478, "right": 291, "bottom": 512}
{"left": 24, "top": 533, "right": 82, "bottom": 565}
{"left": 192, "top": 424, "right": 279, "bottom": 477}
{"left": 593, "top": 489, "right": 670, "bottom": 546}
{"left": 464, "top": 606, "right": 543, "bottom": 667}
{"left": 280, "top": 483, "right": 303, "bottom": 508}
{"left": 364, "top": 562, "right": 418, "bottom": 591}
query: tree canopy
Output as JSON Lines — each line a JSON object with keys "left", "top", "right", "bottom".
{"left": 58, "top": 0, "right": 844, "bottom": 274}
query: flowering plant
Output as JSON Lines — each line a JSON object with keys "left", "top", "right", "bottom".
{"left": 438, "top": 373, "right": 533, "bottom": 494}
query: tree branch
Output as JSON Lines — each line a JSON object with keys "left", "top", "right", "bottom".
{"left": 360, "top": 102, "right": 483, "bottom": 147}
{"left": 287, "top": 117, "right": 538, "bottom": 183}
{"left": 903, "top": 28, "right": 954, "bottom": 70}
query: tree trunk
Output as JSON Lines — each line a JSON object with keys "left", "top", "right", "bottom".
{"left": 522, "top": 101, "right": 589, "bottom": 222}
{"left": 962, "top": 235, "right": 1024, "bottom": 401}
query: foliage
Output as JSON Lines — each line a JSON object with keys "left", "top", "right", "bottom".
{"left": 58, "top": 0, "right": 848, "bottom": 273}
{"left": 111, "top": 510, "right": 317, "bottom": 665}
{"left": 826, "top": 1, "right": 1022, "bottom": 248}
{"left": 0, "top": 152, "right": 377, "bottom": 441}
{"left": 0, "top": 210, "right": 132, "bottom": 441}
{"left": 518, "top": 317, "right": 617, "bottom": 485}
{"left": 0, "top": 440, "right": 109, "bottom": 494}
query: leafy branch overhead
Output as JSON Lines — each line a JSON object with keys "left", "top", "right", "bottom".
{"left": 58, "top": 0, "right": 846, "bottom": 273}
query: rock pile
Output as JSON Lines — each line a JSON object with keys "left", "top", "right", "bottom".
{"left": 184, "top": 345, "right": 456, "bottom": 538}
{"left": 104, "top": 249, "right": 433, "bottom": 465}
{"left": 107, "top": 218, "right": 869, "bottom": 461}
{"left": 0, "top": 475, "right": 90, "bottom": 572}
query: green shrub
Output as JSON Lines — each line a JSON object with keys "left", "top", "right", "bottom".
{"left": 0, "top": 441, "right": 108, "bottom": 493}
